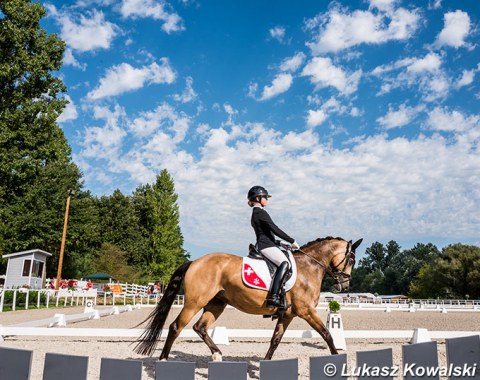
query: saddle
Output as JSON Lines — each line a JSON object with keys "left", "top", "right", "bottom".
{"left": 247, "top": 244, "right": 292, "bottom": 282}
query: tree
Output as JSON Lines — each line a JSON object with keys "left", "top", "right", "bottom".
{"left": 97, "top": 189, "right": 148, "bottom": 267}
{"left": 146, "top": 170, "right": 189, "bottom": 281}
{"left": 384, "top": 243, "right": 439, "bottom": 295}
{"left": 92, "top": 243, "right": 137, "bottom": 282}
{"left": 0, "top": 0, "right": 96, "bottom": 281}
{"left": 0, "top": 0, "right": 68, "bottom": 203}
{"left": 359, "top": 242, "right": 386, "bottom": 273}
{"left": 410, "top": 244, "right": 480, "bottom": 299}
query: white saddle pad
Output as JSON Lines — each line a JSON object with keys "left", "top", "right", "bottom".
{"left": 242, "top": 250, "right": 297, "bottom": 292}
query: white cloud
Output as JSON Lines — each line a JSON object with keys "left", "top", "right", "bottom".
{"left": 58, "top": 95, "right": 78, "bottom": 123}
{"left": 435, "top": 10, "right": 471, "bottom": 49}
{"left": 406, "top": 53, "right": 441, "bottom": 73}
{"left": 305, "top": 96, "right": 355, "bottom": 128}
{"left": 87, "top": 59, "right": 176, "bottom": 99}
{"left": 79, "top": 108, "right": 480, "bottom": 256}
{"left": 377, "top": 103, "right": 424, "bottom": 130}
{"left": 120, "top": 0, "right": 184, "bottom": 33}
{"left": 63, "top": 48, "right": 87, "bottom": 70}
{"left": 129, "top": 102, "right": 190, "bottom": 142}
{"left": 301, "top": 57, "right": 362, "bottom": 95}
{"left": 259, "top": 73, "right": 293, "bottom": 101}
{"left": 269, "top": 26, "right": 286, "bottom": 42}
{"left": 46, "top": 5, "right": 118, "bottom": 52}
{"left": 426, "top": 107, "right": 480, "bottom": 133}
{"left": 305, "top": 2, "right": 420, "bottom": 54}
{"left": 279, "top": 52, "right": 306, "bottom": 73}
{"left": 81, "top": 104, "right": 127, "bottom": 160}
{"left": 173, "top": 76, "right": 197, "bottom": 103}
{"left": 455, "top": 69, "right": 475, "bottom": 88}
{"left": 306, "top": 109, "right": 328, "bottom": 128}
{"left": 372, "top": 53, "right": 449, "bottom": 101}
{"left": 428, "top": 0, "right": 442, "bottom": 10}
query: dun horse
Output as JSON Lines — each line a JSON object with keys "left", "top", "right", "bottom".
{"left": 135, "top": 236, "right": 362, "bottom": 360}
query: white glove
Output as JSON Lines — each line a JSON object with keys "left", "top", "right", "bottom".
{"left": 291, "top": 240, "right": 300, "bottom": 250}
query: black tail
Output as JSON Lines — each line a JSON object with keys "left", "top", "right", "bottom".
{"left": 134, "top": 261, "right": 192, "bottom": 356}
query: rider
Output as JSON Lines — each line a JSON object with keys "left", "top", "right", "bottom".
{"left": 247, "top": 186, "right": 300, "bottom": 309}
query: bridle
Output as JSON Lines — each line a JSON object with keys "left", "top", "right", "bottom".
{"left": 296, "top": 240, "right": 356, "bottom": 288}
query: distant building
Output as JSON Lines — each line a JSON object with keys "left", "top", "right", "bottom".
{"left": 2, "top": 249, "right": 52, "bottom": 289}
{"left": 378, "top": 295, "right": 409, "bottom": 303}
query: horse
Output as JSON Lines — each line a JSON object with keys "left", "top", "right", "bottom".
{"left": 135, "top": 236, "right": 362, "bottom": 361}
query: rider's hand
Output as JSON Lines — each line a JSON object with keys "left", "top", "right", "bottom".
{"left": 291, "top": 240, "right": 300, "bottom": 250}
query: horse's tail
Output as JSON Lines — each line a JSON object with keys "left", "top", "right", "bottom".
{"left": 134, "top": 261, "right": 192, "bottom": 356}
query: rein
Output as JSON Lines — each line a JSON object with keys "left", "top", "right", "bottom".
{"left": 296, "top": 241, "right": 354, "bottom": 284}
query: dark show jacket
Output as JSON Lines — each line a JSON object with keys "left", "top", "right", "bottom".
{"left": 251, "top": 206, "right": 294, "bottom": 251}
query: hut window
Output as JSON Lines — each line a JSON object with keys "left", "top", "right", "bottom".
{"left": 32, "top": 260, "right": 44, "bottom": 277}
{"left": 22, "top": 260, "right": 32, "bottom": 276}
{"left": 22, "top": 259, "right": 44, "bottom": 277}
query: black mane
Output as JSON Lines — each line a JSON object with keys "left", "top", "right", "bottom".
{"left": 301, "top": 236, "right": 346, "bottom": 250}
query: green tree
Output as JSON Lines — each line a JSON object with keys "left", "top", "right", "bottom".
{"left": 97, "top": 189, "right": 147, "bottom": 267}
{"left": 0, "top": 0, "right": 68, "bottom": 203}
{"left": 384, "top": 243, "right": 439, "bottom": 295}
{"left": 0, "top": 0, "right": 91, "bottom": 279}
{"left": 359, "top": 242, "right": 386, "bottom": 273}
{"left": 92, "top": 243, "right": 137, "bottom": 282}
{"left": 410, "top": 244, "right": 480, "bottom": 299}
{"left": 146, "top": 170, "right": 189, "bottom": 282}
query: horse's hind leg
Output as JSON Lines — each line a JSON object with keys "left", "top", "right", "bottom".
{"left": 159, "top": 303, "right": 202, "bottom": 360}
{"left": 193, "top": 297, "right": 227, "bottom": 361}
{"left": 264, "top": 316, "right": 294, "bottom": 360}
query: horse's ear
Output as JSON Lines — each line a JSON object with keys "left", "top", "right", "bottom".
{"left": 352, "top": 238, "right": 363, "bottom": 251}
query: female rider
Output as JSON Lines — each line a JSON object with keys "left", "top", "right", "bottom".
{"left": 247, "top": 186, "right": 300, "bottom": 309}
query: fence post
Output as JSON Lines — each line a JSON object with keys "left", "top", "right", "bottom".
{"left": 24, "top": 290, "right": 29, "bottom": 310}
{"left": 0, "top": 289, "right": 4, "bottom": 312}
{"left": 13, "top": 289, "right": 17, "bottom": 311}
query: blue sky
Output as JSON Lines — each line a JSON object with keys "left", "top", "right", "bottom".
{"left": 41, "top": 0, "right": 479, "bottom": 260}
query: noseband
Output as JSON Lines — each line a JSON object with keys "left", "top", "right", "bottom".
{"left": 297, "top": 240, "right": 356, "bottom": 286}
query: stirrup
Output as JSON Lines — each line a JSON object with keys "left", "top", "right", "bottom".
{"left": 266, "top": 296, "right": 290, "bottom": 310}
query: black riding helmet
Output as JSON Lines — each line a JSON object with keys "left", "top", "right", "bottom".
{"left": 247, "top": 186, "right": 272, "bottom": 201}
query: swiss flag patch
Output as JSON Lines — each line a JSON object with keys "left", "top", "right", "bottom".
{"left": 243, "top": 263, "right": 267, "bottom": 290}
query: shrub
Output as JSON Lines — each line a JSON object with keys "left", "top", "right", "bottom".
{"left": 328, "top": 300, "right": 341, "bottom": 313}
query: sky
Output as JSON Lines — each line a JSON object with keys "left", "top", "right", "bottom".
{"left": 39, "top": 0, "right": 479, "bottom": 260}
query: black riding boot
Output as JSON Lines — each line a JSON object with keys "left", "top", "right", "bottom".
{"left": 266, "top": 261, "right": 290, "bottom": 309}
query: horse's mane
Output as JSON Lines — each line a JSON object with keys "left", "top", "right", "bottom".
{"left": 301, "top": 236, "right": 346, "bottom": 250}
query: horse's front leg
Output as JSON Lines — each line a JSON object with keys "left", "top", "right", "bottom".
{"left": 264, "top": 316, "right": 294, "bottom": 360}
{"left": 299, "top": 307, "right": 338, "bottom": 355}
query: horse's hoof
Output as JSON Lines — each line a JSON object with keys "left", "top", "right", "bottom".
{"left": 212, "top": 352, "right": 222, "bottom": 362}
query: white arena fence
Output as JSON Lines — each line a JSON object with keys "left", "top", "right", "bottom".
{"left": 1, "top": 283, "right": 480, "bottom": 313}
{"left": 0, "top": 283, "right": 184, "bottom": 313}
{"left": 1, "top": 335, "right": 479, "bottom": 379}
{"left": 1, "top": 303, "right": 479, "bottom": 343}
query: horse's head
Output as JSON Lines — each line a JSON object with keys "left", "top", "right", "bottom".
{"left": 328, "top": 238, "right": 363, "bottom": 293}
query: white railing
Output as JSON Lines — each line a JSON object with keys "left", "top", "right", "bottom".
{"left": 2, "top": 285, "right": 477, "bottom": 314}
{"left": 0, "top": 288, "right": 98, "bottom": 313}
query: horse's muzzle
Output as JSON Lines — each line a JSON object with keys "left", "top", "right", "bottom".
{"left": 331, "top": 281, "right": 349, "bottom": 293}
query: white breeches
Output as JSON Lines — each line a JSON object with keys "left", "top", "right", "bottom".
{"left": 260, "top": 246, "right": 289, "bottom": 267}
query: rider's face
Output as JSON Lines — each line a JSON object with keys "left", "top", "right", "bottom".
{"left": 260, "top": 196, "right": 269, "bottom": 207}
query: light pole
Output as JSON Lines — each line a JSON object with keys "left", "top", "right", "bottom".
{"left": 55, "top": 189, "right": 74, "bottom": 290}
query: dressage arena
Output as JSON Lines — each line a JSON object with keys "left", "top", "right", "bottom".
{"left": 1, "top": 305, "right": 479, "bottom": 379}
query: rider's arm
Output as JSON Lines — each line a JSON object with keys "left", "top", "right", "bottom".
{"left": 260, "top": 209, "right": 295, "bottom": 244}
